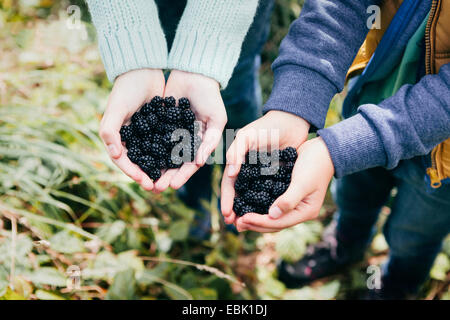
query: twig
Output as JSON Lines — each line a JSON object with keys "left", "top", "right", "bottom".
{"left": 140, "top": 256, "right": 245, "bottom": 287}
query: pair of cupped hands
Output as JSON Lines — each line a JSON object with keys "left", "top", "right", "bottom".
{"left": 101, "top": 68, "right": 335, "bottom": 233}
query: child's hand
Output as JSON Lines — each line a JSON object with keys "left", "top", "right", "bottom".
{"left": 233, "top": 137, "right": 334, "bottom": 232}
{"left": 153, "top": 70, "right": 228, "bottom": 192}
{"left": 221, "top": 111, "right": 310, "bottom": 224}
{"left": 99, "top": 68, "right": 165, "bottom": 191}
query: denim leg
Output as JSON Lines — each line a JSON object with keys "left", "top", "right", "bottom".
{"left": 332, "top": 166, "right": 395, "bottom": 251}
{"left": 381, "top": 157, "right": 450, "bottom": 295}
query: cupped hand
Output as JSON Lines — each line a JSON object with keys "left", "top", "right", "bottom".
{"left": 99, "top": 68, "right": 165, "bottom": 191}
{"left": 234, "top": 137, "right": 334, "bottom": 232}
{"left": 221, "top": 110, "right": 311, "bottom": 225}
{"left": 152, "top": 70, "right": 228, "bottom": 193}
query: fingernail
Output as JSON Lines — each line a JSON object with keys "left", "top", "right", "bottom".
{"left": 228, "top": 165, "right": 236, "bottom": 177}
{"left": 269, "top": 206, "right": 282, "bottom": 219}
{"left": 107, "top": 144, "right": 118, "bottom": 157}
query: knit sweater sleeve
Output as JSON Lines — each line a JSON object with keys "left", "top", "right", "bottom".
{"left": 167, "top": 0, "right": 260, "bottom": 89}
{"left": 86, "top": 0, "right": 168, "bottom": 82}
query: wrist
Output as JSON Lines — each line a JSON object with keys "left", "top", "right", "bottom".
{"left": 315, "top": 137, "right": 335, "bottom": 177}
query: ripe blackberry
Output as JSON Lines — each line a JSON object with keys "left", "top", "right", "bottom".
{"left": 140, "top": 139, "right": 153, "bottom": 154}
{"left": 178, "top": 97, "right": 190, "bottom": 110}
{"left": 166, "top": 157, "right": 183, "bottom": 169}
{"left": 164, "top": 123, "right": 179, "bottom": 134}
{"left": 138, "top": 155, "right": 157, "bottom": 170}
{"left": 253, "top": 179, "right": 274, "bottom": 193}
{"left": 157, "top": 158, "right": 167, "bottom": 169}
{"left": 150, "top": 96, "right": 164, "bottom": 108}
{"left": 165, "top": 107, "right": 182, "bottom": 124}
{"left": 133, "top": 116, "right": 152, "bottom": 136}
{"left": 127, "top": 145, "right": 142, "bottom": 163}
{"left": 154, "top": 122, "right": 166, "bottom": 134}
{"left": 120, "top": 125, "right": 133, "bottom": 142}
{"left": 145, "top": 167, "right": 161, "bottom": 181}
{"left": 272, "top": 181, "right": 288, "bottom": 198}
{"left": 182, "top": 109, "right": 195, "bottom": 125}
{"left": 149, "top": 143, "right": 167, "bottom": 159}
{"left": 253, "top": 205, "right": 269, "bottom": 215}
{"left": 285, "top": 161, "right": 295, "bottom": 172}
{"left": 253, "top": 191, "right": 272, "bottom": 208}
{"left": 145, "top": 113, "right": 158, "bottom": 128}
{"left": 164, "top": 96, "right": 176, "bottom": 108}
{"left": 234, "top": 177, "right": 249, "bottom": 195}
{"left": 131, "top": 111, "right": 142, "bottom": 124}
{"left": 126, "top": 136, "right": 140, "bottom": 149}
{"left": 274, "top": 166, "right": 289, "bottom": 181}
{"left": 238, "top": 165, "right": 259, "bottom": 181}
{"left": 156, "top": 106, "right": 167, "bottom": 121}
{"left": 240, "top": 204, "right": 255, "bottom": 216}
{"left": 281, "top": 147, "right": 298, "bottom": 162}
{"left": 243, "top": 190, "right": 259, "bottom": 205}
{"left": 233, "top": 197, "right": 245, "bottom": 215}
{"left": 152, "top": 133, "right": 164, "bottom": 146}
{"left": 140, "top": 103, "right": 152, "bottom": 115}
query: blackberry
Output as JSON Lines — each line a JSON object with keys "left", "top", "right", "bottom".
{"left": 274, "top": 166, "right": 289, "bottom": 181}
{"left": 253, "top": 179, "right": 274, "bottom": 193}
{"left": 145, "top": 113, "right": 158, "bottom": 128}
{"left": 166, "top": 157, "right": 183, "bottom": 169}
{"left": 164, "top": 96, "right": 176, "bottom": 108}
{"left": 157, "top": 158, "right": 167, "bottom": 169}
{"left": 233, "top": 197, "right": 245, "bottom": 215}
{"left": 154, "top": 122, "right": 166, "bottom": 134}
{"left": 127, "top": 145, "right": 142, "bottom": 163}
{"left": 120, "top": 125, "right": 133, "bottom": 142}
{"left": 272, "top": 181, "right": 288, "bottom": 198}
{"left": 131, "top": 111, "right": 142, "bottom": 124}
{"left": 149, "top": 143, "right": 167, "bottom": 159}
{"left": 140, "top": 139, "right": 153, "bottom": 154}
{"left": 140, "top": 103, "right": 152, "bottom": 115}
{"left": 238, "top": 165, "right": 259, "bottom": 181}
{"left": 182, "top": 109, "right": 195, "bottom": 125}
{"left": 240, "top": 204, "right": 255, "bottom": 216}
{"left": 164, "top": 123, "right": 179, "bottom": 134}
{"left": 165, "top": 107, "right": 182, "bottom": 124}
{"left": 150, "top": 96, "right": 164, "bottom": 108}
{"left": 138, "top": 155, "right": 157, "bottom": 169}
{"left": 285, "top": 161, "right": 295, "bottom": 172}
{"left": 145, "top": 167, "right": 161, "bottom": 181}
{"left": 243, "top": 190, "right": 259, "bottom": 205}
{"left": 253, "top": 191, "right": 272, "bottom": 208}
{"left": 178, "top": 97, "right": 190, "bottom": 110}
{"left": 126, "top": 136, "right": 140, "bottom": 149}
{"left": 281, "top": 147, "right": 298, "bottom": 162}
{"left": 133, "top": 116, "right": 152, "bottom": 136}
{"left": 253, "top": 205, "right": 269, "bottom": 215}
{"left": 234, "top": 177, "right": 249, "bottom": 195}
{"left": 152, "top": 133, "right": 164, "bottom": 146}
{"left": 156, "top": 106, "right": 167, "bottom": 121}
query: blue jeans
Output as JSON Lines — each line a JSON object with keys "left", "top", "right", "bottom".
{"left": 333, "top": 156, "right": 450, "bottom": 294}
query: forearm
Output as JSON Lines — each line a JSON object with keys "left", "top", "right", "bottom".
{"left": 264, "top": 0, "right": 380, "bottom": 130}
{"left": 86, "top": 0, "right": 167, "bottom": 82}
{"left": 167, "top": 0, "right": 259, "bottom": 89}
{"left": 319, "top": 63, "right": 450, "bottom": 177}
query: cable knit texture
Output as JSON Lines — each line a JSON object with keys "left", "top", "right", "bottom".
{"left": 167, "top": 0, "right": 259, "bottom": 88}
{"left": 86, "top": 0, "right": 168, "bottom": 82}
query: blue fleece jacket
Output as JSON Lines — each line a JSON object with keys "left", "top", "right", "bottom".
{"left": 264, "top": 0, "right": 450, "bottom": 178}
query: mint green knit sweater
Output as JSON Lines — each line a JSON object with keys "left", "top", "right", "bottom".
{"left": 86, "top": 0, "right": 259, "bottom": 88}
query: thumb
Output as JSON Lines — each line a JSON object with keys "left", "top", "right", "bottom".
{"left": 99, "top": 111, "right": 126, "bottom": 159}
{"left": 268, "top": 164, "right": 309, "bottom": 219}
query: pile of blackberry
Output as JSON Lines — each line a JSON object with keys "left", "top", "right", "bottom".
{"left": 233, "top": 147, "right": 298, "bottom": 216}
{"left": 119, "top": 96, "right": 200, "bottom": 181}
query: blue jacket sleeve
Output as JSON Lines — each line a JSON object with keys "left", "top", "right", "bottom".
{"left": 318, "top": 63, "right": 450, "bottom": 177}
{"left": 263, "top": 0, "right": 379, "bottom": 130}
